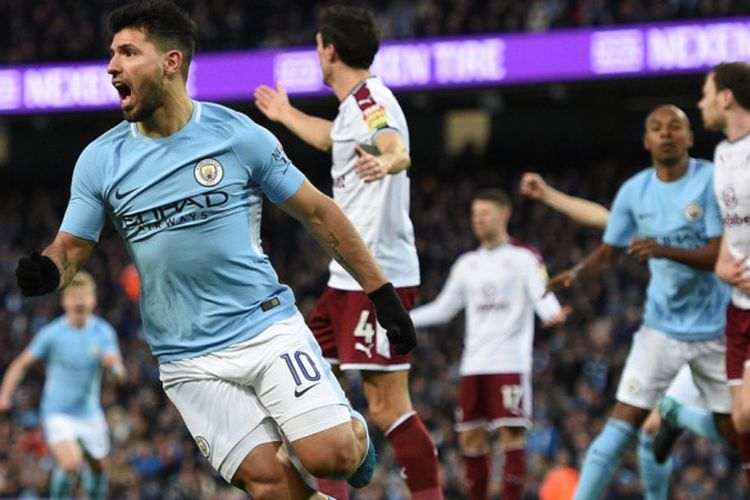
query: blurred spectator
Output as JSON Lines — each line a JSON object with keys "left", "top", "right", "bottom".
{"left": 2, "top": 0, "right": 750, "bottom": 64}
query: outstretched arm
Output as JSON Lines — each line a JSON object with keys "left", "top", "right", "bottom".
{"left": 16, "top": 232, "right": 95, "bottom": 296}
{"left": 254, "top": 83, "right": 333, "bottom": 152}
{"left": 520, "top": 172, "right": 609, "bottom": 230}
{"left": 0, "top": 351, "right": 36, "bottom": 411}
{"left": 278, "top": 179, "right": 416, "bottom": 354}
{"left": 547, "top": 243, "right": 621, "bottom": 293}
{"left": 278, "top": 179, "right": 387, "bottom": 292}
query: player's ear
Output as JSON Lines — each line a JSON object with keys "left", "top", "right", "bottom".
{"left": 163, "top": 49, "right": 184, "bottom": 79}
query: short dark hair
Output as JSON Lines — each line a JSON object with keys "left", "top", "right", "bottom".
{"left": 109, "top": 0, "right": 198, "bottom": 80}
{"left": 474, "top": 188, "right": 511, "bottom": 209}
{"left": 713, "top": 62, "right": 750, "bottom": 111}
{"left": 319, "top": 5, "right": 380, "bottom": 70}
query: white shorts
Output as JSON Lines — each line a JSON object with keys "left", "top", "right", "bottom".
{"left": 160, "top": 312, "right": 352, "bottom": 483}
{"left": 616, "top": 326, "right": 731, "bottom": 413}
{"left": 42, "top": 412, "right": 110, "bottom": 459}
{"left": 665, "top": 364, "right": 704, "bottom": 408}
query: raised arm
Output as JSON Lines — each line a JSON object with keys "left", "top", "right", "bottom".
{"left": 254, "top": 83, "right": 333, "bottom": 152}
{"left": 0, "top": 350, "right": 36, "bottom": 411}
{"left": 16, "top": 232, "right": 95, "bottom": 296}
{"left": 278, "top": 179, "right": 416, "bottom": 353}
{"left": 520, "top": 172, "right": 610, "bottom": 230}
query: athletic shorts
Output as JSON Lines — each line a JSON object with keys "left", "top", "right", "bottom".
{"left": 616, "top": 326, "right": 731, "bottom": 414}
{"left": 725, "top": 303, "right": 750, "bottom": 385}
{"left": 665, "top": 364, "right": 705, "bottom": 408}
{"left": 455, "top": 373, "right": 532, "bottom": 431}
{"left": 42, "top": 412, "right": 110, "bottom": 459}
{"left": 159, "top": 312, "right": 352, "bottom": 483}
{"left": 309, "top": 286, "right": 418, "bottom": 371}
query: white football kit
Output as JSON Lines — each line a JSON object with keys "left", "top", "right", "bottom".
{"left": 410, "top": 240, "right": 562, "bottom": 375}
{"left": 327, "top": 76, "right": 420, "bottom": 291}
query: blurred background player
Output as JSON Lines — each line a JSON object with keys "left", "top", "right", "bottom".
{"left": 700, "top": 60, "right": 750, "bottom": 484}
{"left": 410, "top": 188, "right": 569, "bottom": 500}
{"left": 254, "top": 5, "right": 442, "bottom": 499}
{"left": 11, "top": 1, "right": 424, "bottom": 497}
{"left": 547, "top": 104, "right": 735, "bottom": 499}
{"left": 520, "top": 171, "right": 732, "bottom": 497}
{"left": 0, "top": 271, "right": 125, "bottom": 500}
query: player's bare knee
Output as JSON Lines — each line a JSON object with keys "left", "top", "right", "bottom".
{"left": 302, "top": 442, "right": 360, "bottom": 478}
{"left": 58, "top": 458, "right": 83, "bottom": 475}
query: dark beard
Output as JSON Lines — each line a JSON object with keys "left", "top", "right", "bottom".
{"left": 123, "top": 74, "right": 166, "bottom": 123}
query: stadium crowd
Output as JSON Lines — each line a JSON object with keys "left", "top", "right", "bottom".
{"left": 0, "top": 154, "right": 746, "bottom": 498}
{"left": 2, "top": 0, "right": 750, "bottom": 498}
{"left": 1, "top": 0, "right": 749, "bottom": 63}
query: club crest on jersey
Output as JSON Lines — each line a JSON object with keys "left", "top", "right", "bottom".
{"left": 195, "top": 435, "right": 211, "bottom": 458}
{"left": 722, "top": 188, "right": 738, "bottom": 209}
{"left": 194, "top": 158, "right": 224, "bottom": 187}
{"left": 684, "top": 202, "right": 703, "bottom": 222}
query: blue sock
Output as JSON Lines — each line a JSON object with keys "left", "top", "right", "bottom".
{"left": 637, "top": 432, "right": 671, "bottom": 500}
{"left": 82, "top": 469, "right": 108, "bottom": 500}
{"left": 574, "top": 418, "right": 636, "bottom": 500}
{"left": 674, "top": 405, "right": 727, "bottom": 446}
{"left": 50, "top": 467, "right": 75, "bottom": 499}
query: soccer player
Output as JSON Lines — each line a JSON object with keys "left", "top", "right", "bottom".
{"left": 546, "top": 104, "right": 736, "bottom": 499}
{"left": 520, "top": 171, "right": 731, "bottom": 497}
{"left": 14, "top": 1, "right": 417, "bottom": 498}
{"left": 254, "top": 6, "right": 442, "bottom": 499}
{"left": 0, "top": 271, "right": 125, "bottom": 500}
{"left": 410, "top": 189, "right": 569, "bottom": 500}
{"left": 699, "top": 61, "right": 750, "bottom": 483}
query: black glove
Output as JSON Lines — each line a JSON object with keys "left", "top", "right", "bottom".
{"left": 16, "top": 252, "right": 60, "bottom": 297}
{"left": 368, "top": 282, "right": 417, "bottom": 355}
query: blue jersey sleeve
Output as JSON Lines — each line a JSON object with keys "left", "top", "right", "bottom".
{"left": 235, "top": 118, "right": 305, "bottom": 203}
{"left": 603, "top": 181, "right": 636, "bottom": 247}
{"left": 27, "top": 326, "right": 53, "bottom": 361}
{"left": 101, "top": 321, "right": 121, "bottom": 356}
{"left": 60, "top": 144, "right": 106, "bottom": 242}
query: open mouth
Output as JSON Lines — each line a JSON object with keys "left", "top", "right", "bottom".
{"left": 113, "top": 81, "right": 133, "bottom": 108}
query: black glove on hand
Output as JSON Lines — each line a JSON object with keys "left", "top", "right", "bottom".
{"left": 16, "top": 252, "right": 60, "bottom": 297}
{"left": 368, "top": 282, "right": 417, "bottom": 355}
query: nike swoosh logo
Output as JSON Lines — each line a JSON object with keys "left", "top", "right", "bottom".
{"left": 114, "top": 187, "right": 138, "bottom": 200}
{"left": 294, "top": 383, "right": 320, "bottom": 398}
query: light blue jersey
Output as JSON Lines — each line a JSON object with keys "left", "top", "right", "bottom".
{"left": 28, "top": 315, "right": 119, "bottom": 417}
{"left": 603, "top": 158, "right": 730, "bottom": 340}
{"left": 60, "top": 101, "right": 305, "bottom": 362}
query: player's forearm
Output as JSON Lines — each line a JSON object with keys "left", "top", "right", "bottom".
{"left": 311, "top": 205, "right": 388, "bottom": 293}
{"left": 281, "top": 107, "right": 333, "bottom": 152}
{"left": 0, "top": 361, "right": 28, "bottom": 402}
{"left": 575, "top": 244, "right": 619, "bottom": 281}
{"left": 658, "top": 245, "right": 719, "bottom": 271}
{"left": 543, "top": 189, "right": 609, "bottom": 230}
{"left": 410, "top": 301, "right": 455, "bottom": 328}
{"left": 379, "top": 147, "right": 411, "bottom": 175}
{"left": 43, "top": 233, "right": 94, "bottom": 290}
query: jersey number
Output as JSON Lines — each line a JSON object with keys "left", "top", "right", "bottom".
{"left": 354, "top": 310, "right": 375, "bottom": 344}
{"left": 281, "top": 351, "right": 321, "bottom": 385}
